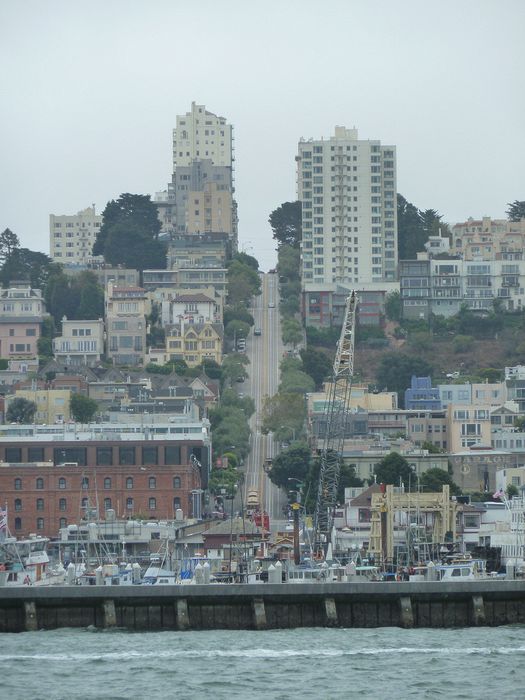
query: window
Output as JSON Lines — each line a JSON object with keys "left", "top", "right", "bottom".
{"left": 165, "top": 446, "right": 181, "bottom": 464}
{"left": 126, "top": 497, "right": 134, "bottom": 510}
{"left": 104, "top": 498, "right": 112, "bottom": 511}
{"left": 104, "top": 477, "right": 112, "bottom": 489}
{"left": 36, "top": 477, "right": 44, "bottom": 490}
{"left": 97, "top": 447, "right": 113, "bottom": 466}
{"left": 81, "top": 477, "right": 89, "bottom": 490}
{"left": 149, "top": 477, "right": 157, "bottom": 490}
{"left": 36, "top": 518, "right": 44, "bottom": 530}
{"left": 143, "top": 446, "right": 158, "bottom": 465}
{"left": 59, "top": 517, "right": 67, "bottom": 528}
{"left": 119, "top": 446, "right": 135, "bottom": 465}
{"left": 173, "top": 476, "right": 181, "bottom": 489}
{"left": 6, "top": 447, "right": 22, "bottom": 463}
{"left": 14, "top": 517, "right": 21, "bottom": 531}
{"left": 58, "top": 477, "right": 67, "bottom": 490}
{"left": 59, "top": 498, "right": 67, "bottom": 512}
{"left": 14, "top": 478, "right": 22, "bottom": 490}
{"left": 36, "top": 498, "right": 44, "bottom": 511}
{"left": 173, "top": 497, "right": 181, "bottom": 510}
{"left": 14, "top": 498, "right": 22, "bottom": 512}
{"left": 126, "top": 477, "right": 134, "bottom": 489}
{"left": 149, "top": 497, "right": 157, "bottom": 510}
{"left": 28, "top": 447, "right": 44, "bottom": 462}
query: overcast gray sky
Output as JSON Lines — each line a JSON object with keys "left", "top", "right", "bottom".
{"left": 1, "top": 0, "right": 523, "bottom": 271}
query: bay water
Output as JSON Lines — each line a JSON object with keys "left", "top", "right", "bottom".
{"left": 1, "top": 625, "right": 523, "bottom": 699}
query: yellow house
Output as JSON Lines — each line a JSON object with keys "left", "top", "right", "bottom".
{"left": 8, "top": 388, "right": 71, "bottom": 424}
{"left": 165, "top": 322, "right": 223, "bottom": 367}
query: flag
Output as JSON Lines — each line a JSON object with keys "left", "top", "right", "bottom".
{"left": 492, "top": 489, "right": 504, "bottom": 499}
{"left": 0, "top": 508, "right": 7, "bottom": 531}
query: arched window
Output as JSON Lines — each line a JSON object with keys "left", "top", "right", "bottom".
{"left": 104, "top": 498, "right": 112, "bottom": 511}
{"left": 126, "top": 497, "right": 134, "bottom": 510}
{"left": 14, "top": 517, "right": 21, "bottom": 531}
{"left": 126, "top": 477, "right": 134, "bottom": 489}
{"left": 36, "top": 498, "right": 44, "bottom": 511}
{"left": 173, "top": 476, "right": 181, "bottom": 489}
{"left": 36, "top": 477, "right": 44, "bottom": 490}
{"left": 59, "top": 517, "right": 67, "bottom": 529}
{"left": 14, "top": 478, "right": 22, "bottom": 490}
{"left": 58, "top": 477, "right": 67, "bottom": 490}
{"left": 14, "top": 498, "right": 22, "bottom": 512}
{"left": 148, "top": 497, "right": 157, "bottom": 510}
{"left": 36, "top": 517, "right": 44, "bottom": 530}
{"left": 173, "top": 497, "right": 181, "bottom": 510}
{"left": 149, "top": 477, "right": 156, "bottom": 490}
{"left": 59, "top": 498, "right": 67, "bottom": 512}
{"left": 104, "top": 477, "right": 111, "bottom": 489}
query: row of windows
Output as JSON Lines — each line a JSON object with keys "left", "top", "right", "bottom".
{"left": 13, "top": 476, "right": 183, "bottom": 490}
{"left": 4, "top": 445, "right": 190, "bottom": 466}
{"left": 13, "top": 495, "right": 182, "bottom": 511}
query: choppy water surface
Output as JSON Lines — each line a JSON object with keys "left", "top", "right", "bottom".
{"left": 1, "top": 626, "right": 523, "bottom": 699}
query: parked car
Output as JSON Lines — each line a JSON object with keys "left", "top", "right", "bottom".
{"left": 254, "top": 328, "right": 262, "bottom": 336}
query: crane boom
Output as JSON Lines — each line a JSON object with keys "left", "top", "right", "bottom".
{"left": 313, "top": 291, "right": 357, "bottom": 554}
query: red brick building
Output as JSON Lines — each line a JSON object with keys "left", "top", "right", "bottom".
{"left": 0, "top": 424, "right": 209, "bottom": 537}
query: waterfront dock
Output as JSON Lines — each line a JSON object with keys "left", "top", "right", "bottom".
{"left": 1, "top": 581, "right": 525, "bottom": 632}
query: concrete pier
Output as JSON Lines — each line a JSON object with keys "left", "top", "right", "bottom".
{"left": 0, "top": 581, "right": 524, "bottom": 633}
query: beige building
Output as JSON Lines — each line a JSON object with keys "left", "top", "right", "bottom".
{"left": 0, "top": 283, "right": 47, "bottom": 361}
{"left": 49, "top": 206, "right": 102, "bottom": 265}
{"left": 452, "top": 217, "right": 525, "bottom": 261}
{"left": 53, "top": 318, "right": 105, "bottom": 367}
{"left": 173, "top": 102, "right": 232, "bottom": 169}
{"left": 184, "top": 183, "right": 233, "bottom": 235}
{"left": 165, "top": 322, "right": 223, "bottom": 367}
{"left": 8, "top": 388, "right": 71, "bottom": 424}
{"left": 105, "top": 283, "right": 147, "bottom": 366}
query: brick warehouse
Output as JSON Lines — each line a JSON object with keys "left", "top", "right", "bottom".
{"left": 0, "top": 421, "right": 210, "bottom": 537}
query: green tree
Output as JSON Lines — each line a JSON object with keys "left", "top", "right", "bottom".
{"left": 282, "top": 318, "right": 303, "bottom": 347}
{"left": 279, "top": 369, "right": 315, "bottom": 395}
{"left": 268, "top": 443, "right": 312, "bottom": 489}
{"left": 225, "top": 319, "right": 251, "bottom": 341}
{"left": 70, "top": 393, "right": 99, "bottom": 423}
{"left": 373, "top": 452, "right": 412, "bottom": 487}
{"left": 223, "top": 305, "right": 254, "bottom": 328}
{"left": 221, "top": 353, "right": 249, "bottom": 383}
{"left": 0, "top": 248, "right": 59, "bottom": 289}
{"left": 6, "top": 397, "right": 37, "bottom": 424}
{"left": 506, "top": 201, "right": 525, "bottom": 222}
{"left": 269, "top": 201, "right": 302, "bottom": 249}
{"left": 226, "top": 259, "right": 261, "bottom": 306}
{"left": 93, "top": 194, "right": 165, "bottom": 271}
{"left": 506, "top": 484, "right": 519, "bottom": 498}
{"left": 300, "top": 347, "right": 332, "bottom": 389}
{"left": 277, "top": 244, "right": 301, "bottom": 280}
{"left": 420, "top": 441, "right": 444, "bottom": 454}
{"left": 233, "top": 251, "right": 259, "bottom": 271}
{"left": 376, "top": 352, "right": 433, "bottom": 407}
{"left": 76, "top": 272, "right": 104, "bottom": 319}
{"left": 37, "top": 336, "right": 53, "bottom": 360}
{"left": 397, "top": 194, "right": 426, "bottom": 259}
{"left": 199, "top": 358, "right": 223, "bottom": 380}
{"left": 261, "top": 393, "right": 305, "bottom": 441}
{"left": 0, "top": 228, "right": 20, "bottom": 264}
{"left": 419, "top": 208, "right": 443, "bottom": 238}
{"left": 385, "top": 291, "right": 401, "bottom": 322}
{"left": 419, "top": 467, "right": 461, "bottom": 495}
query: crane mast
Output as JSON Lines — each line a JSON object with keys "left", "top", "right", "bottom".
{"left": 313, "top": 291, "right": 357, "bottom": 554}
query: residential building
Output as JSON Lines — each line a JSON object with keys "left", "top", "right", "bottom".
{"left": 404, "top": 376, "right": 441, "bottom": 410}
{"left": 405, "top": 410, "right": 448, "bottom": 450}
{"left": 105, "top": 283, "right": 147, "bottom": 366}
{"left": 5, "top": 387, "right": 71, "bottom": 424}
{"left": 53, "top": 318, "right": 104, "bottom": 367}
{"left": 167, "top": 232, "right": 230, "bottom": 270}
{"left": 165, "top": 322, "right": 223, "bottom": 367}
{"left": 298, "top": 126, "right": 398, "bottom": 326}
{"left": 0, "top": 282, "right": 47, "bottom": 361}
{"left": 0, "top": 420, "right": 209, "bottom": 537}
{"left": 451, "top": 216, "right": 525, "bottom": 260}
{"left": 49, "top": 206, "right": 102, "bottom": 265}
{"left": 160, "top": 292, "right": 220, "bottom": 327}
{"left": 155, "top": 102, "right": 238, "bottom": 249}
{"left": 142, "top": 267, "right": 228, "bottom": 299}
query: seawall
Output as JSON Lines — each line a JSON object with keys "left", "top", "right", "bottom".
{"left": 1, "top": 581, "right": 525, "bottom": 632}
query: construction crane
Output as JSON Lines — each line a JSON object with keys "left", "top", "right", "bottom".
{"left": 312, "top": 291, "right": 357, "bottom": 556}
